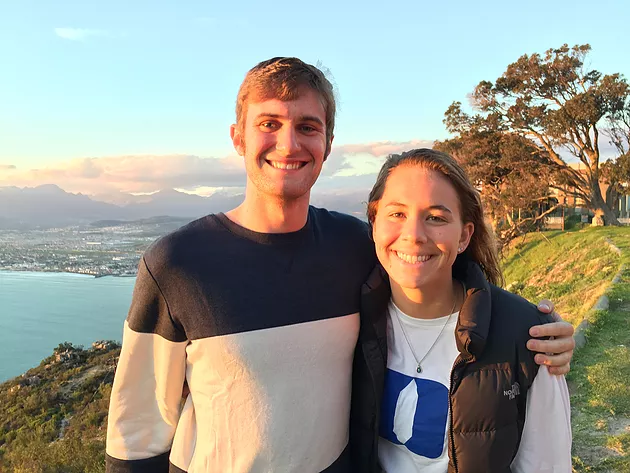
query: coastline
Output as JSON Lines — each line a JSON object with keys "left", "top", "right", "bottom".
{"left": 0, "top": 269, "right": 134, "bottom": 382}
{"left": 0, "top": 268, "right": 137, "bottom": 278}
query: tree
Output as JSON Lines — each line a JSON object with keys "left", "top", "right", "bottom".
{"left": 601, "top": 95, "right": 630, "bottom": 190}
{"left": 601, "top": 152, "right": 630, "bottom": 195}
{"left": 454, "top": 44, "right": 629, "bottom": 225}
{"left": 436, "top": 112, "right": 560, "bottom": 249}
{"left": 605, "top": 96, "right": 630, "bottom": 159}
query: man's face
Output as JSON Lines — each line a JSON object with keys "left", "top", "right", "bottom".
{"left": 231, "top": 88, "right": 330, "bottom": 202}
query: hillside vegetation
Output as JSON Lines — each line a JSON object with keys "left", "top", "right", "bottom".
{"left": 0, "top": 227, "right": 629, "bottom": 472}
{"left": 502, "top": 227, "right": 630, "bottom": 472}
{"left": 0, "top": 342, "right": 120, "bottom": 472}
{"left": 502, "top": 228, "right": 622, "bottom": 326}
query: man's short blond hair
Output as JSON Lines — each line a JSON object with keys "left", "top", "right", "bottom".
{"left": 236, "top": 57, "right": 336, "bottom": 156}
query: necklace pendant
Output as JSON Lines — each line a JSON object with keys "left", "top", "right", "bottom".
{"left": 416, "top": 364, "right": 422, "bottom": 374}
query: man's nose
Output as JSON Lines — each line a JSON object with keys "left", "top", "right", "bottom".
{"left": 275, "top": 127, "right": 301, "bottom": 155}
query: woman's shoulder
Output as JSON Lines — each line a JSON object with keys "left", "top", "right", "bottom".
{"left": 488, "top": 284, "right": 554, "bottom": 327}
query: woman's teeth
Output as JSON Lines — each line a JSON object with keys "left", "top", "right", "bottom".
{"left": 395, "top": 252, "right": 431, "bottom": 264}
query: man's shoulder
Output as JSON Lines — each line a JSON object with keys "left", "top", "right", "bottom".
{"left": 309, "top": 206, "right": 370, "bottom": 237}
{"left": 142, "top": 214, "right": 223, "bottom": 271}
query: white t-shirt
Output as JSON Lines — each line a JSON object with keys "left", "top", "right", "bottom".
{"left": 378, "top": 300, "right": 572, "bottom": 473}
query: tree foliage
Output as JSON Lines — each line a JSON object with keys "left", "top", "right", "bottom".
{"left": 450, "top": 44, "right": 630, "bottom": 225}
{"left": 436, "top": 110, "right": 560, "bottom": 249}
{"left": 602, "top": 152, "right": 630, "bottom": 194}
{"left": 602, "top": 95, "right": 630, "bottom": 192}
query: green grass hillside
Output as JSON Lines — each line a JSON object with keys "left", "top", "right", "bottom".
{"left": 502, "top": 227, "right": 630, "bottom": 472}
{"left": 502, "top": 228, "right": 623, "bottom": 326}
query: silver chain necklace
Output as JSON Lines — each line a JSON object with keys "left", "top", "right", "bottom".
{"left": 394, "top": 281, "right": 462, "bottom": 374}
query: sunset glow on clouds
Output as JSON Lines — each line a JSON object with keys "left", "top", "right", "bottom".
{"left": 0, "top": 155, "right": 244, "bottom": 195}
{"left": 0, "top": 140, "right": 435, "bottom": 196}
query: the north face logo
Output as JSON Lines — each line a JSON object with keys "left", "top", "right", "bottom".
{"left": 504, "top": 382, "right": 520, "bottom": 400}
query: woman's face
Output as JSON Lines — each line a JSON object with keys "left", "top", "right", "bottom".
{"left": 372, "top": 164, "right": 474, "bottom": 291}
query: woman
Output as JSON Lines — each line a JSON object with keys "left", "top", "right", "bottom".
{"left": 350, "top": 149, "right": 572, "bottom": 472}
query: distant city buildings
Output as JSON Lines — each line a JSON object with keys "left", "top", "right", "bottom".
{"left": 0, "top": 220, "right": 178, "bottom": 276}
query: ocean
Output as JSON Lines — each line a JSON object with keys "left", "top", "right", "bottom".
{"left": 0, "top": 271, "right": 135, "bottom": 382}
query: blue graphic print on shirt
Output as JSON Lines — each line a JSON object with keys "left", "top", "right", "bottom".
{"left": 379, "top": 369, "right": 449, "bottom": 459}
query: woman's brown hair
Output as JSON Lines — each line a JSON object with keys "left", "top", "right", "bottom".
{"left": 367, "top": 148, "right": 503, "bottom": 286}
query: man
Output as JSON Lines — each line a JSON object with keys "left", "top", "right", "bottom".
{"left": 106, "top": 57, "right": 574, "bottom": 473}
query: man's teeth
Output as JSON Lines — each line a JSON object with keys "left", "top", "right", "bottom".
{"left": 268, "top": 161, "right": 303, "bottom": 170}
{"left": 395, "top": 252, "right": 431, "bottom": 264}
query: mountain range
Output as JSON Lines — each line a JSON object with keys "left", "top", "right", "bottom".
{"left": 0, "top": 185, "right": 369, "bottom": 229}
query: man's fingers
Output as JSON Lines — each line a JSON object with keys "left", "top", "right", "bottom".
{"left": 548, "top": 364, "right": 571, "bottom": 376}
{"left": 531, "top": 303, "right": 575, "bottom": 375}
{"left": 527, "top": 333, "right": 575, "bottom": 354}
{"left": 533, "top": 351, "right": 573, "bottom": 370}
{"left": 537, "top": 299, "right": 555, "bottom": 313}
{"left": 529, "top": 321, "right": 574, "bottom": 338}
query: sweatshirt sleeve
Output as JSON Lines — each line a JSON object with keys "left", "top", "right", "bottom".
{"left": 106, "top": 256, "right": 188, "bottom": 473}
{"left": 511, "top": 367, "right": 573, "bottom": 472}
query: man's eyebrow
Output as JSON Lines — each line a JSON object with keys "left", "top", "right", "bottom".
{"left": 253, "top": 113, "right": 324, "bottom": 126}
{"left": 300, "top": 115, "right": 325, "bottom": 126}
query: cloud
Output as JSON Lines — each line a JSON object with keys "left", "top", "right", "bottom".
{"left": 0, "top": 154, "right": 246, "bottom": 195}
{"left": 0, "top": 139, "right": 435, "bottom": 196}
{"left": 0, "top": 165, "right": 16, "bottom": 170}
{"left": 337, "top": 140, "right": 435, "bottom": 158}
{"left": 321, "top": 139, "right": 435, "bottom": 178}
{"left": 54, "top": 28, "right": 111, "bottom": 41}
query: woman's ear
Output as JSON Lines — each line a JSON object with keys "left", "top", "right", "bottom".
{"left": 459, "top": 222, "right": 474, "bottom": 253}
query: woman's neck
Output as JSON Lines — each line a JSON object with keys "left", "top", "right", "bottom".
{"left": 391, "top": 278, "right": 462, "bottom": 320}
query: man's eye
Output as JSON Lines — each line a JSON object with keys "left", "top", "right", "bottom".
{"left": 300, "top": 125, "right": 316, "bottom": 133}
{"left": 260, "top": 122, "right": 278, "bottom": 130}
{"left": 428, "top": 215, "right": 447, "bottom": 223}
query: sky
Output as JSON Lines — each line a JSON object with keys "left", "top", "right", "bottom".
{"left": 1, "top": 0, "right": 629, "bottom": 196}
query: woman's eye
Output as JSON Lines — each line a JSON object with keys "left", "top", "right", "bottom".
{"left": 428, "top": 215, "right": 447, "bottom": 223}
{"left": 390, "top": 212, "right": 405, "bottom": 219}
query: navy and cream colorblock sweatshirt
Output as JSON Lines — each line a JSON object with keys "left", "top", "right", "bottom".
{"left": 105, "top": 207, "right": 375, "bottom": 473}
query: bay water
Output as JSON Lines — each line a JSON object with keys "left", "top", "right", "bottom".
{"left": 0, "top": 271, "right": 136, "bottom": 382}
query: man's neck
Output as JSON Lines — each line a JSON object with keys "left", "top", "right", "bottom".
{"left": 225, "top": 192, "right": 311, "bottom": 234}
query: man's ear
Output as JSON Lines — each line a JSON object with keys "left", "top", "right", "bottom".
{"left": 230, "top": 124, "right": 244, "bottom": 156}
{"left": 323, "top": 134, "right": 334, "bottom": 161}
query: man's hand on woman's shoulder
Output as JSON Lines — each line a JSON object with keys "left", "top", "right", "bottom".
{"left": 527, "top": 299, "right": 575, "bottom": 375}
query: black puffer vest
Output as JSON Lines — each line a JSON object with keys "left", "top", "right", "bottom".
{"left": 349, "top": 261, "right": 553, "bottom": 473}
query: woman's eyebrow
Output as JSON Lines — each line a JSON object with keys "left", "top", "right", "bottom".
{"left": 384, "top": 202, "right": 453, "bottom": 214}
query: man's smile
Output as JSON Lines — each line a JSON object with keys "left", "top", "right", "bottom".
{"left": 265, "top": 159, "right": 308, "bottom": 171}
